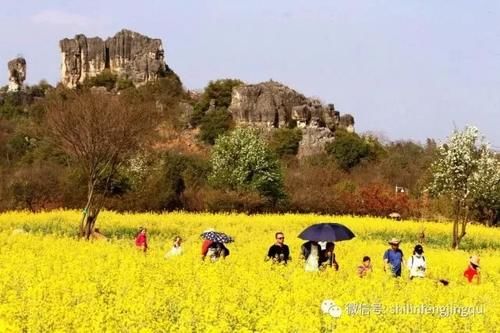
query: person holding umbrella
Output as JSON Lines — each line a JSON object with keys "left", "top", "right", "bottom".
{"left": 298, "top": 222, "right": 355, "bottom": 272}
{"left": 266, "top": 232, "right": 290, "bottom": 264}
{"left": 319, "top": 242, "right": 339, "bottom": 271}
{"left": 383, "top": 238, "right": 405, "bottom": 277}
{"left": 201, "top": 229, "right": 233, "bottom": 262}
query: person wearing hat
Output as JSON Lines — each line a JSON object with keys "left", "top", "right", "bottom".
{"left": 407, "top": 244, "right": 426, "bottom": 279}
{"left": 383, "top": 238, "right": 405, "bottom": 277}
{"left": 464, "top": 255, "right": 481, "bottom": 284}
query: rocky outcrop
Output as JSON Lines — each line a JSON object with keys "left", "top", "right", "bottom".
{"left": 228, "top": 80, "right": 355, "bottom": 156}
{"left": 339, "top": 114, "right": 355, "bottom": 133}
{"left": 7, "top": 57, "right": 26, "bottom": 92}
{"left": 229, "top": 81, "right": 308, "bottom": 128}
{"left": 60, "top": 29, "right": 171, "bottom": 88}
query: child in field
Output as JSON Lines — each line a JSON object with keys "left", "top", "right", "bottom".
{"left": 165, "top": 236, "right": 182, "bottom": 258}
{"left": 407, "top": 244, "right": 426, "bottom": 279}
{"left": 463, "top": 255, "right": 480, "bottom": 284}
{"left": 358, "top": 256, "right": 373, "bottom": 277}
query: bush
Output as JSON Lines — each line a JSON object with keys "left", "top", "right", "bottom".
{"left": 198, "top": 108, "right": 233, "bottom": 145}
{"left": 268, "top": 128, "right": 303, "bottom": 157}
{"left": 325, "top": 131, "right": 372, "bottom": 171}
{"left": 205, "top": 189, "right": 266, "bottom": 213}
{"left": 7, "top": 163, "right": 62, "bottom": 211}
{"left": 209, "top": 128, "right": 285, "bottom": 203}
{"left": 190, "top": 79, "right": 243, "bottom": 127}
{"left": 84, "top": 70, "right": 118, "bottom": 91}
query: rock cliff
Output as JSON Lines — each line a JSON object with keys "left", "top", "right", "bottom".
{"left": 7, "top": 57, "right": 26, "bottom": 92}
{"left": 60, "top": 29, "right": 171, "bottom": 88}
{"left": 228, "top": 81, "right": 355, "bottom": 156}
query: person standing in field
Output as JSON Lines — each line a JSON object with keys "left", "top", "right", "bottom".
{"left": 165, "top": 236, "right": 183, "bottom": 258}
{"left": 301, "top": 241, "right": 321, "bottom": 272}
{"left": 464, "top": 255, "right": 481, "bottom": 284}
{"left": 266, "top": 232, "right": 291, "bottom": 264}
{"left": 407, "top": 244, "right": 426, "bottom": 279}
{"left": 358, "top": 256, "right": 373, "bottom": 277}
{"left": 383, "top": 238, "right": 404, "bottom": 277}
{"left": 319, "top": 242, "right": 339, "bottom": 271}
{"left": 135, "top": 227, "right": 148, "bottom": 253}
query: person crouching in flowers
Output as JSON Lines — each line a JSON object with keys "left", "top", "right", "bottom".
{"left": 203, "top": 242, "right": 229, "bottom": 262}
{"left": 358, "top": 256, "right": 373, "bottom": 277}
{"left": 407, "top": 244, "right": 426, "bottom": 279}
{"left": 135, "top": 227, "right": 148, "bottom": 253}
{"left": 464, "top": 255, "right": 481, "bottom": 284}
{"left": 165, "top": 236, "right": 182, "bottom": 258}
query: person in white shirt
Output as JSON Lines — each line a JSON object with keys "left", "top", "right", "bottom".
{"left": 407, "top": 244, "right": 426, "bottom": 279}
{"left": 165, "top": 236, "right": 183, "bottom": 258}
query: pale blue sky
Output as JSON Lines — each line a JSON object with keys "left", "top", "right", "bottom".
{"left": 1, "top": 1, "right": 499, "bottom": 147}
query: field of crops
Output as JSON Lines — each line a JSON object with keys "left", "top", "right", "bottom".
{"left": 0, "top": 211, "right": 498, "bottom": 332}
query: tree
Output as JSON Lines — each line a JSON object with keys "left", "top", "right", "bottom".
{"left": 44, "top": 90, "right": 157, "bottom": 238}
{"left": 469, "top": 148, "right": 500, "bottom": 226}
{"left": 190, "top": 79, "right": 243, "bottom": 127}
{"left": 426, "top": 126, "right": 499, "bottom": 248}
{"left": 198, "top": 108, "right": 233, "bottom": 145}
{"left": 209, "top": 128, "right": 285, "bottom": 203}
{"left": 325, "top": 131, "right": 371, "bottom": 171}
{"left": 268, "top": 128, "right": 303, "bottom": 157}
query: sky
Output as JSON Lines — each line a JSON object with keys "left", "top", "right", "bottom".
{"left": 1, "top": 0, "right": 499, "bottom": 147}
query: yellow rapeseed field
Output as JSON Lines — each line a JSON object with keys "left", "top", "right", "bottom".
{"left": 0, "top": 211, "right": 498, "bottom": 332}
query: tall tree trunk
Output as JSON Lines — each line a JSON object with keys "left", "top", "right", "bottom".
{"left": 452, "top": 201, "right": 460, "bottom": 249}
{"left": 457, "top": 204, "right": 469, "bottom": 248}
{"left": 80, "top": 179, "right": 96, "bottom": 238}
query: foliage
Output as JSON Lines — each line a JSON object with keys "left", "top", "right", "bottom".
{"left": 209, "top": 128, "right": 285, "bottom": 202}
{"left": 198, "top": 108, "right": 233, "bottom": 145}
{"left": 190, "top": 79, "right": 243, "bottom": 127}
{"left": 469, "top": 148, "right": 500, "bottom": 225}
{"left": 268, "top": 128, "right": 303, "bottom": 157}
{"left": 427, "top": 126, "right": 500, "bottom": 248}
{"left": 83, "top": 70, "right": 118, "bottom": 91}
{"left": 7, "top": 163, "right": 62, "bottom": 211}
{"left": 325, "top": 130, "right": 373, "bottom": 170}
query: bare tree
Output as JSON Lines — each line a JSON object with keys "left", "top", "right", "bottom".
{"left": 44, "top": 90, "right": 157, "bottom": 238}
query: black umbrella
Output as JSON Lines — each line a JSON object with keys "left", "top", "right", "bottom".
{"left": 298, "top": 222, "right": 355, "bottom": 242}
{"left": 201, "top": 231, "right": 234, "bottom": 243}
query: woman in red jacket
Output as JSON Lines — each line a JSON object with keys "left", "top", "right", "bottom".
{"left": 135, "top": 227, "right": 148, "bottom": 253}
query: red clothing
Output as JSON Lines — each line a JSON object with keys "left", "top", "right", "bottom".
{"left": 201, "top": 240, "right": 213, "bottom": 256}
{"left": 463, "top": 265, "right": 478, "bottom": 283}
{"left": 135, "top": 233, "right": 147, "bottom": 249}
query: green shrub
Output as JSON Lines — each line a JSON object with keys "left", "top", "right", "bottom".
{"left": 84, "top": 70, "right": 118, "bottom": 91}
{"left": 325, "top": 130, "right": 371, "bottom": 171}
{"left": 198, "top": 108, "right": 233, "bottom": 145}
{"left": 269, "top": 128, "right": 303, "bottom": 157}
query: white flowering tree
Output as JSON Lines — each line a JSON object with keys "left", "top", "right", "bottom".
{"left": 469, "top": 148, "right": 500, "bottom": 226}
{"left": 427, "top": 126, "right": 500, "bottom": 248}
{"left": 209, "top": 128, "right": 285, "bottom": 203}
